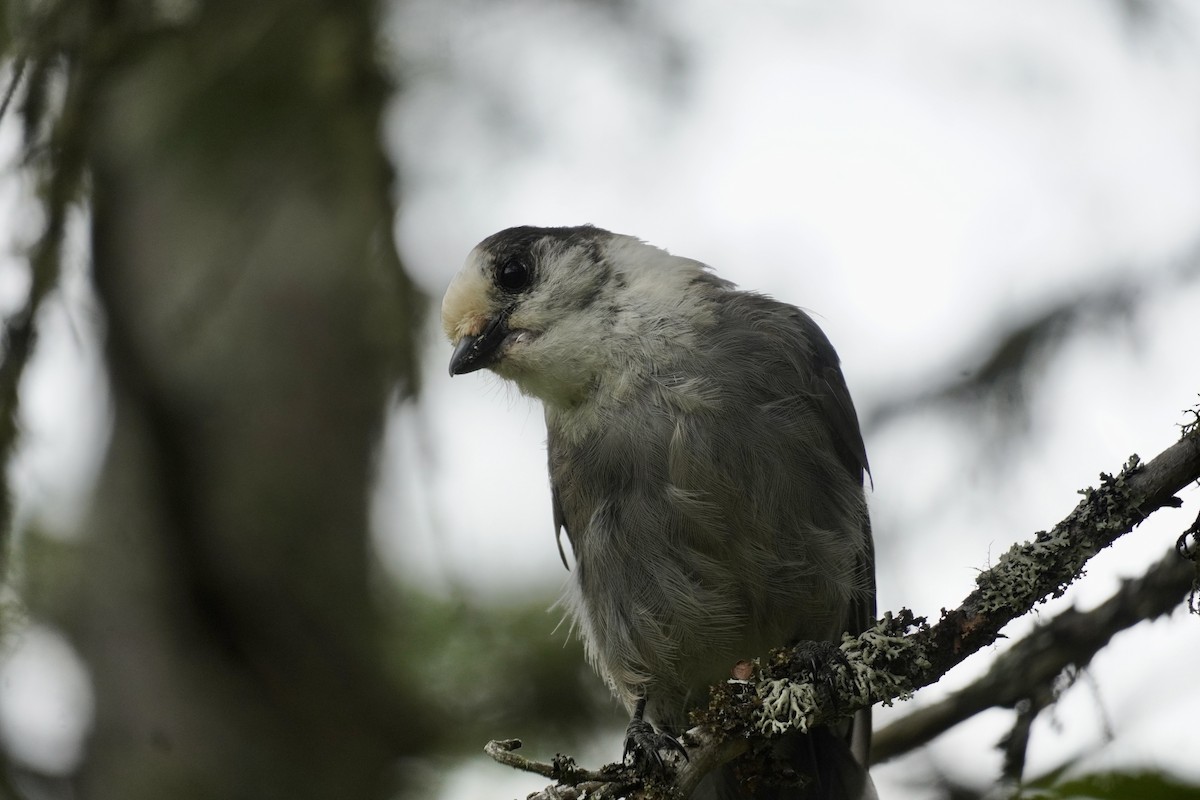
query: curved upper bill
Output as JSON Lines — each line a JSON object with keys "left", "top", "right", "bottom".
{"left": 448, "top": 313, "right": 510, "bottom": 376}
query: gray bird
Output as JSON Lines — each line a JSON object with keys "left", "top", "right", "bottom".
{"left": 442, "top": 225, "right": 876, "bottom": 799}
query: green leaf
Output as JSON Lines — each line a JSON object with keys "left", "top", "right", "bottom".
{"left": 1022, "top": 770, "right": 1200, "bottom": 800}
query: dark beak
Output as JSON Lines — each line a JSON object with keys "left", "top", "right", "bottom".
{"left": 449, "top": 313, "right": 510, "bottom": 376}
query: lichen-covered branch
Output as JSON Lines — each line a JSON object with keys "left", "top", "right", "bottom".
{"left": 488, "top": 424, "right": 1200, "bottom": 798}
{"left": 706, "top": 430, "right": 1200, "bottom": 742}
{"left": 870, "top": 544, "right": 1198, "bottom": 763}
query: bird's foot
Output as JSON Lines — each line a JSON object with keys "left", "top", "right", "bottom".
{"left": 622, "top": 697, "right": 688, "bottom": 775}
{"left": 784, "top": 640, "right": 852, "bottom": 711}
{"left": 623, "top": 718, "right": 687, "bottom": 774}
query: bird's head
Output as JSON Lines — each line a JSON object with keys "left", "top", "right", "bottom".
{"left": 442, "top": 225, "right": 715, "bottom": 408}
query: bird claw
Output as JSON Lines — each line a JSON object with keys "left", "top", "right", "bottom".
{"left": 786, "top": 639, "right": 851, "bottom": 712}
{"left": 623, "top": 717, "right": 688, "bottom": 774}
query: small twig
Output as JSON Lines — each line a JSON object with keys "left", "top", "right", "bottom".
{"left": 0, "top": 56, "right": 28, "bottom": 121}
{"left": 1176, "top": 509, "right": 1199, "bottom": 561}
{"left": 525, "top": 780, "right": 638, "bottom": 800}
{"left": 484, "top": 739, "right": 635, "bottom": 798}
{"left": 999, "top": 684, "right": 1053, "bottom": 785}
{"left": 484, "top": 739, "right": 557, "bottom": 780}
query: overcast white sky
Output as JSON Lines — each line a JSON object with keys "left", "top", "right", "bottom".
{"left": 2, "top": 0, "right": 1200, "bottom": 797}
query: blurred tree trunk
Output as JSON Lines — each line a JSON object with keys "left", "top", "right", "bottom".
{"left": 66, "top": 2, "right": 423, "bottom": 798}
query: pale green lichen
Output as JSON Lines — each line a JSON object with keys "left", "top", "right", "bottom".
{"left": 751, "top": 612, "right": 927, "bottom": 737}
{"left": 755, "top": 678, "right": 821, "bottom": 735}
{"left": 843, "top": 620, "right": 929, "bottom": 708}
{"left": 974, "top": 455, "right": 1142, "bottom": 616}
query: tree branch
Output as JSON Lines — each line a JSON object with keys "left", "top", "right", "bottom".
{"left": 486, "top": 425, "right": 1200, "bottom": 798}
{"left": 870, "top": 544, "right": 1198, "bottom": 763}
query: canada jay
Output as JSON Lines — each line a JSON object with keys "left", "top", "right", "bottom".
{"left": 442, "top": 225, "right": 875, "bottom": 799}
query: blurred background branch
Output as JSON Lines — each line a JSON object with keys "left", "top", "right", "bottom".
{"left": 861, "top": 246, "right": 1200, "bottom": 442}
{"left": 871, "top": 545, "right": 1198, "bottom": 764}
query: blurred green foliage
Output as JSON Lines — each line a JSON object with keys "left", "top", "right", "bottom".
{"left": 382, "top": 585, "right": 626, "bottom": 759}
{"left": 14, "top": 523, "right": 629, "bottom": 780}
{"left": 1022, "top": 768, "right": 1200, "bottom": 800}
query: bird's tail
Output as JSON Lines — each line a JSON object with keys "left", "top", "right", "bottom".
{"left": 693, "top": 714, "right": 876, "bottom": 800}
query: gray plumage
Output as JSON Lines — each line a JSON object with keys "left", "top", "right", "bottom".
{"left": 442, "top": 225, "right": 876, "bottom": 799}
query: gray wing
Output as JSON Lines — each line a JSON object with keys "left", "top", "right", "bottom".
{"left": 788, "top": 309, "right": 870, "bottom": 488}
{"left": 768, "top": 306, "right": 876, "bottom": 713}
{"left": 765, "top": 298, "right": 877, "bottom": 771}
{"left": 788, "top": 307, "right": 877, "bottom": 626}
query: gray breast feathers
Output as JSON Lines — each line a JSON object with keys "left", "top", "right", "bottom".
{"left": 547, "top": 288, "right": 873, "bottom": 730}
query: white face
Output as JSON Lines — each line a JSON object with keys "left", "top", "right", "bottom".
{"left": 441, "top": 227, "right": 614, "bottom": 405}
{"left": 441, "top": 226, "right": 715, "bottom": 409}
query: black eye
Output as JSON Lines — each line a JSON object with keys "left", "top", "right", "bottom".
{"left": 496, "top": 259, "right": 532, "bottom": 292}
